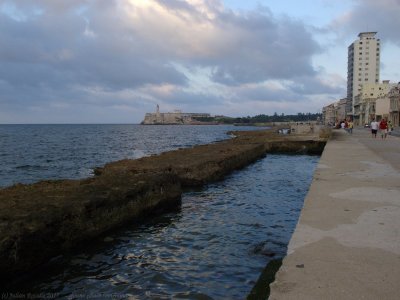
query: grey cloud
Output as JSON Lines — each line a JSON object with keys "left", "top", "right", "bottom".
{"left": 132, "top": 2, "right": 321, "bottom": 85}
{"left": 231, "top": 75, "right": 344, "bottom": 106}
{"left": 0, "top": 1, "right": 187, "bottom": 92}
{"left": 0, "top": 1, "right": 321, "bottom": 89}
{"left": 155, "top": 88, "right": 220, "bottom": 109}
{"left": 0, "top": 0, "right": 336, "bottom": 123}
{"left": 330, "top": 0, "right": 400, "bottom": 46}
{"left": 206, "top": 11, "right": 320, "bottom": 85}
{"left": 154, "top": 0, "right": 196, "bottom": 13}
{"left": 287, "top": 76, "right": 344, "bottom": 95}
{"left": 236, "top": 86, "right": 303, "bottom": 103}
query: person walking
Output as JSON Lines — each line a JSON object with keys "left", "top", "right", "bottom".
{"left": 379, "top": 118, "right": 388, "bottom": 139}
{"left": 370, "top": 119, "right": 379, "bottom": 138}
{"left": 348, "top": 120, "right": 354, "bottom": 134}
{"left": 388, "top": 120, "right": 394, "bottom": 135}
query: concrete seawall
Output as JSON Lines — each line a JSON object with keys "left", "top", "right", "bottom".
{"left": 269, "top": 128, "right": 400, "bottom": 299}
{"left": 0, "top": 129, "right": 327, "bottom": 286}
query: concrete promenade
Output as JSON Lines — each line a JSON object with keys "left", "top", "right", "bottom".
{"left": 269, "top": 128, "right": 400, "bottom": 299}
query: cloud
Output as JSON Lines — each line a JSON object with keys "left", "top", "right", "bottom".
{"left": 210, "top": 14, "right": 321, "bottom": 85}
{"left": 0, "top": 2, "right": 188, "bottom": 91}
{"left": 329, "top": 0, "right": 400, "bottom": 46}
{"left": 0, "top": 0, "right": 341, "bottom": 123}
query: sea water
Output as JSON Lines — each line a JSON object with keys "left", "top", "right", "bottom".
{"left": 0, "top": 124, "right": 319, "bottom": 298}
{"left": 0, "top": 124, "right": 254, "bottom": 188}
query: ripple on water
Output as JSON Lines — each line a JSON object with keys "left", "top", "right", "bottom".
{"left": 12, "top": 154, "right": 318, "bottom": 299}
{"left": 1, "top": 124, "right": 262, "bottom": 188}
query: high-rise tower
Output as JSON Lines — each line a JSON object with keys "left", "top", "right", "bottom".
{"left": 347, "top": 32, "right": 380, "bottom": 117}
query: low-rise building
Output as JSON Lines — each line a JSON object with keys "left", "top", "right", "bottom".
{"left": 322, "top": 103, "right": 335, "bottom": 126}
{"left": 376, "top": 96, "right": 390, "bottom": 121}
{"left": 322, "top": 98, "right": 347, "bottom": 126}
{"left": 355, "top": 80, "right": 394, "bottom": 125}
{"left": 389, "top": 83, "right": 400, "bottom": 126}
{"left": 336, "top": 98, "right": 347, "bottom": 123}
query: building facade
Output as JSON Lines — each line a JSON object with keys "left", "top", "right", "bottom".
{"left": 322, "top": 103, "right": 335, "bottom": 126}
{"left": 389, "top": 83, "right": 400, "bottom": 126}
{"left": 353, "top": 80, "right": 394, "bottom": 125}
{"left": 347, "top": 32, "right": 380, "bottom": 117}
{"left": 322, "top": 98, "right": 347, "bottom": 126}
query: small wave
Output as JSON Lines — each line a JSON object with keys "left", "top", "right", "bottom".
{"left": 15, "top": 164, "right": 48, "bottom": 170}
{"left": 251, "top": 240, "right": 287, "bottom": 258}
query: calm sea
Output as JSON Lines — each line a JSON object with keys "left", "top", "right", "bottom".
{"left": 1, "top": 124, "right": 319, "bottom": 299}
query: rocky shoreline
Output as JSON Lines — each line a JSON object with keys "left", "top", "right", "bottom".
{"left": 0, "top": 128, "right": 328, "bottom": 286}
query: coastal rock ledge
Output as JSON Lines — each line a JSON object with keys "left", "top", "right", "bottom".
{"left": 0, "top": 128, "right": 327, "bottom": 285}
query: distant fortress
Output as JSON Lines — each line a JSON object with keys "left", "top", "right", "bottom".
{"left": 141, "top": 105, "right": 213, "bottom": 125}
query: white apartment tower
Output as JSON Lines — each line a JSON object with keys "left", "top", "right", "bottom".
{"left": 347, "top": 32, "right": 380, "bottom": 116}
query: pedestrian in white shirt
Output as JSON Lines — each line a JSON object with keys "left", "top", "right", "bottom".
{"left": 370, "top": 119, "right": 379, "bottom": 138}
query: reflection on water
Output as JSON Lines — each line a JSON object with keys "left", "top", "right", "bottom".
{"left": 14, "top": 154, "right": 319, "bottom": 299}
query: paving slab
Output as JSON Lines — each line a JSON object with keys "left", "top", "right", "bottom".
{"left": 269, "top": 128, "right": 400, "bottom": 300}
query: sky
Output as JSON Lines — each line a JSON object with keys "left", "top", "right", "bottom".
{"left": 0, "top": 0, "right": 399, "bottom": 124}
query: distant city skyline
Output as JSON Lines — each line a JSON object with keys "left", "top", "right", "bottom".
{"left": 0, "top": 0, "right": 399, "bottom": 124}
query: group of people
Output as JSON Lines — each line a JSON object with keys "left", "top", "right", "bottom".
{"left": 338, "top": 119, "right": 354, "bottom": 134}
{"left": 335, "top": 118, "right": 394, "bottom": 138}
{"left": 370, "top": 118, "right": 393, "bottom": 139}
